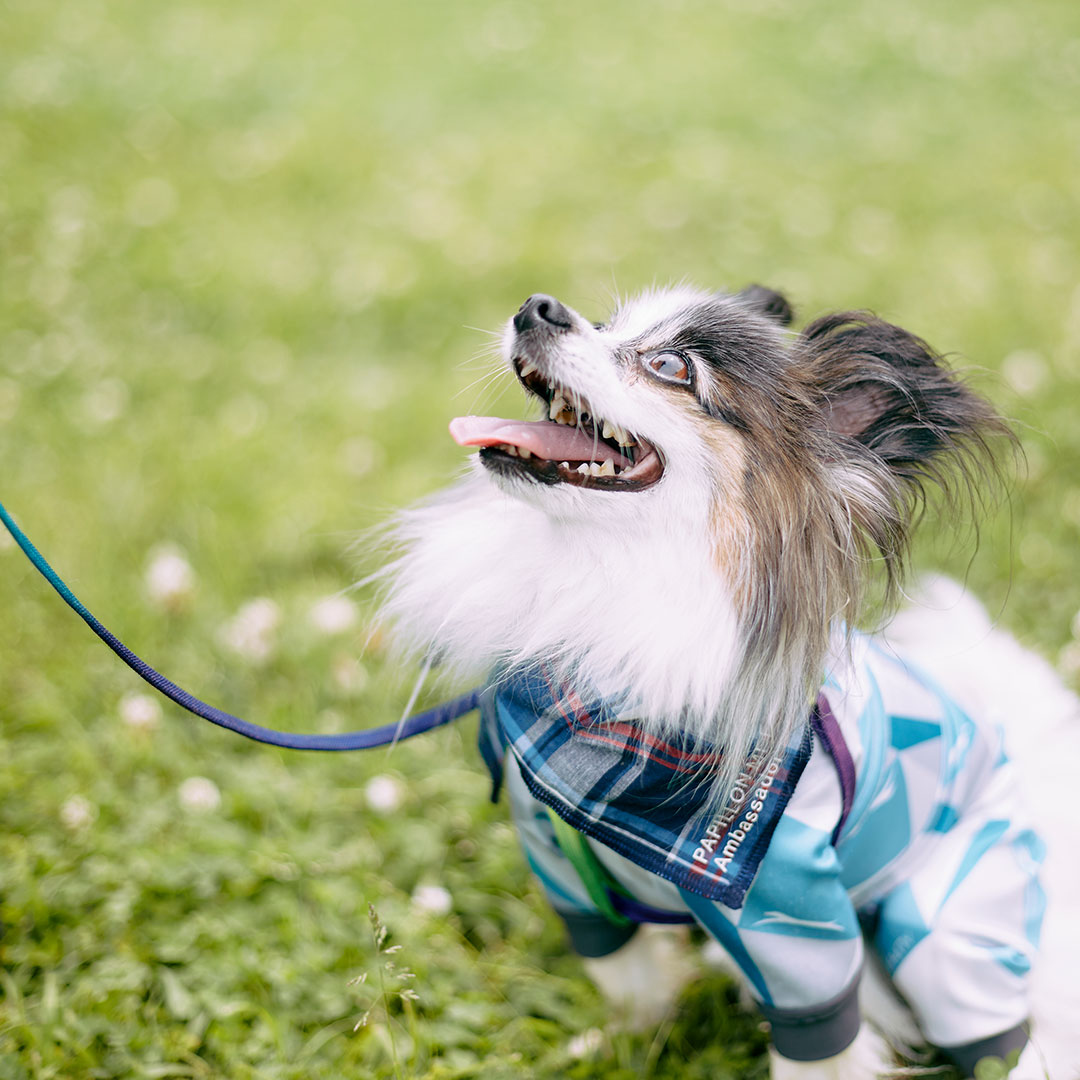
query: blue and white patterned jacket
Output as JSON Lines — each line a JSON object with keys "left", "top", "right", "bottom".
{"left": 479, "top": 633, "right": 1046, "bottom": 1063}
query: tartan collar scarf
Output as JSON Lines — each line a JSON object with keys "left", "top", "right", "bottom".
{"left": 478, "top": 664, "right": 814, "bottom": 907}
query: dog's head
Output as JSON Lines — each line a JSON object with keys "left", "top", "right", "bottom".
{"left": 383, "top": 285, "right": 1007, "bottom": 792}
{"left": 460, "top": 283, "right": 1004, "bottom": 597}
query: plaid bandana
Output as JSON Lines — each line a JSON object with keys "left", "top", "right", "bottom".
{"left": 478, "top": 665, "right": 813, "bottom": 907}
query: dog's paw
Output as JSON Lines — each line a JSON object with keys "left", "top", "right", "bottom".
{"left": 768, "top": 1027, "right": 894, "bottom": 1080}
{"left": 1005, "top": 1038, "right": 1078, "bottom": 1080}
{"left": 581, "top": 924, "right": 698, "bottom": 1031}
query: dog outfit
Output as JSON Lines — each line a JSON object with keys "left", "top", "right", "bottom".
{"left": 478, "top": 633, "right": 1046, "bottom": 1069}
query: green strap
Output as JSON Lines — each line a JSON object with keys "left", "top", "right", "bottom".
{"left": 544, "top": 807, "right": 632, "bottom": 927}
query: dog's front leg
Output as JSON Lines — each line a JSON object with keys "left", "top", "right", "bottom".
{"left": 580, "top": 924, "right": 698, "bottom": 1031}
{"left": 586, "top": 929, "right": 893, "bottom": 1078}
{"left": 768, "top": 1028, "right": 893, "bottom": 1080}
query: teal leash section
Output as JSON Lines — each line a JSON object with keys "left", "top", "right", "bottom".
{"left": 0, "top": 498, "right": 480, "bottom": 750}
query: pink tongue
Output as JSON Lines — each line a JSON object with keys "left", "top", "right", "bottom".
{"left": 450, "top": 415, "right": 628, "bottom": 465}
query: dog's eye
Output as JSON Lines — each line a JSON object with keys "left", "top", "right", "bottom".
{"left": 643, "top": 351, "right": 692, "bottom": 385}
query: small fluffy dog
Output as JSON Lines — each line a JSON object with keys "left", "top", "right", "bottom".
{"left": 379, "top": 285, "right": 1080, "bottom": 1078}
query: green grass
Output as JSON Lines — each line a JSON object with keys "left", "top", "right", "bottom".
{"left": 2, "top": 0, "right": 1079, "bottom": 1075}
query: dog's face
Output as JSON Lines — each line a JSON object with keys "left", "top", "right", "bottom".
{"left": 452, "top": 287, "right": 797, "bottom": 551}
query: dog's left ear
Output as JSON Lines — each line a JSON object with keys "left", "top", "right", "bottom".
{"left": 800, "top": 311, "right": 1010, "bottom": 495}
{"left": 799, "top": 311, "right": 1012, "bottom": 604}
{"left": 735, "top": 284, "right": 794, "bottom": 326}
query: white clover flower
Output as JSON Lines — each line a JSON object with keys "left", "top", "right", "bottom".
{"left": 331, "top": 654, "right": 369, "bottom": 696}
{"left": 119, "top": 692, "right": 162, "bottom": 732}
{"left": 1002, "top": 349, "right": 1048, "bottom": 397}
{"left": 364, "top": 774, "right": 405, "bottom": 814}
{"left": 60, "top": 795, "right": 96, "bottom": 830}
{"left": 341, "top": 435, "right": 384, "bottom": 477}
{"left": 567, "top": 1028, "right": 604, "bottom": 1060}
{"left": 145, "top": 545, "right": 196, "bottom": 609}
{"left": 127, "top": 177, "right": 178, "bottom": 227}
{"left": 220, "top": 393, "right": 265, "bottom": 438}
{"left": 308, "top": 595, "right": 358, "bottom": 636}
{"left": 178, "top": 776, "right": 221, "bottom": 812}
{"left": 220, "top": 598, "right": 281, "bottom": 664}
{"left": 411, "top": 883, "right": 452, "bottom": 917}
{"left": 81, "top": 377, "right": 129, "bottom": 427}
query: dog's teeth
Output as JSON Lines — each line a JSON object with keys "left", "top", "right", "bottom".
{"left": 576, "top": 463, "right": 590, "bottom": 475}
{"left": 600, "top": 420, "right": 635, "bottom": 447}
{"left": 554, "top": 390, "right": 581, "bottom": 425}
{"left": 505, "top": 445, "right": 518, "bottom": 456}
{"left": 560, "top": 461, "right": 570, "bottom": 469}
{"left": 549, "top": 393, "right": 567, "bottom": 421}
{"left": 597, "top": 460, "right": 615, "bottom": 477}
{"left": 518, "top": 447, "right": 531, "bottom": 459}
{"left": 519, "top": 360, "right": 538, "bottom": 378}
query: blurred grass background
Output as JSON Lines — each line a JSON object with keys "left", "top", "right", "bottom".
{"left": 1, "top": 0, "right": 1079, "bottom": 1076}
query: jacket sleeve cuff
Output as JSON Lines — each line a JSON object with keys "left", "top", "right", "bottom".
{"left": 759, "top": 978, "right": 861, "bottom": 1062}
{"left": 557, "top": 909, "right": 639, "bottom": 958}
{"left": 942, "top": 1025, "right": 1028, "bottom": 1076}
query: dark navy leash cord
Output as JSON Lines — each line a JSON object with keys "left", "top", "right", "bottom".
{"left": 0, "top": 498, "right": 481, "bottom": 751}
{"left": 0, "top": 499, "right": 727, "bottom": 927}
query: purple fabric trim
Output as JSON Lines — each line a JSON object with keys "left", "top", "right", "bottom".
{"left": 610, "top": 892, "right": 695, "bottom": 925}
{"left": 811, "top": 694, "right": 856, "bottom": 845}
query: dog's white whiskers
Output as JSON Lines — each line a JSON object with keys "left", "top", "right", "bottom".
{"left": 349, "top": 563, "right": 397, "bottom": 593}
{"left": 453, "top": 363, "right": 515, "bottom": 415}
{"left": 390, "top": 652, "right": 434, "bottom": 753}
{"left": 453, "top": 369, "right": 504, "bottom": 401}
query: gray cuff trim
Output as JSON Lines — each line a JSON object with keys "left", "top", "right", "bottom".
{"left": 942, "top": 1024, "right": 1028, "bottom": 1076}
{"left": 759, "top": 978, "right": 861, "bottom": 1062}
{"left": 557, "top": 910, "right": 638, "bottom": 958}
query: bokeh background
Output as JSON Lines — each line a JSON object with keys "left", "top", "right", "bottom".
{"left": 2, "top": 0, "right": 1079, "bottom": 1076}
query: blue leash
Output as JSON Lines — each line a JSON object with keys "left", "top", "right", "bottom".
{"left": 0, "top": 498, "right": 480, "bottom": 750}
{"left": 1, "top": 500, "right": 704, "bottom": 928}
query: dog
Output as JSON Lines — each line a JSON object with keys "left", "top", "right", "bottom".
{"left": 377, "top": 285, "right": 1080, "bottom": 1078}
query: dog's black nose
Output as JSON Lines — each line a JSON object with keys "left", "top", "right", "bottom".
{"left": 513, "top": 294, "right": 573, "bottom": 333}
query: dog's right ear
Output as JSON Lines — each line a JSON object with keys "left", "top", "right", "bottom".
{"left": 800, "top": 312, "right": 1008, "bottom": 476}
{"left": 735, "top": 284, "right": 794, "bottom": 327}
{"left": 799, "top": 310, "right": 1012, "bottom": 599}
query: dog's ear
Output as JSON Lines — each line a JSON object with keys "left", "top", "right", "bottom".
{"left": 801, "top": 312, "right": 1008, "bottom": 478}
{"left": 735, "top": 284, "right": 794, "bottom": 326}
{"left": 799, "top": 311, "right": 1012, "bottom": 606}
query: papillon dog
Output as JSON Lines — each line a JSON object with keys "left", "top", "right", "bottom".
{"left": 377, "top": 285, "right": 1080, "bottom": 1079}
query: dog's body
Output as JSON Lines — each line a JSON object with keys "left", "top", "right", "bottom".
{"left": 379, "top": 286, "right": 1080, "bottom": 1077}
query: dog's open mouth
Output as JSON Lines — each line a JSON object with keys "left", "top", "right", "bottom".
{"left": 450, "top": 359, "right": 664, "bottom": 491}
